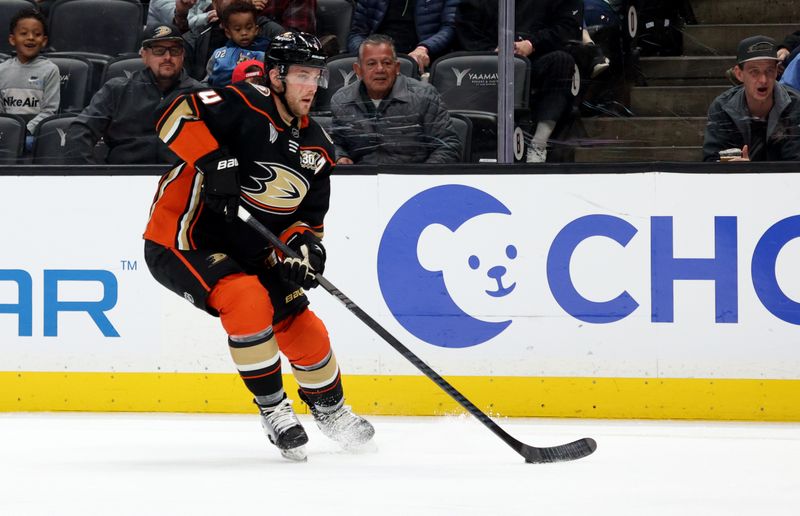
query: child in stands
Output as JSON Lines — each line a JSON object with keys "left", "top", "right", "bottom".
{"left": 0, "top": 8, "right": 60, "bottom": 148}
{"left": 205, "top": 0, "right": 270, "bottom": 86}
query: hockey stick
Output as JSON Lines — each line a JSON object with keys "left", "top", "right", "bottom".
{"left": 238, "top": 206, "right": 596, "bottom": 463}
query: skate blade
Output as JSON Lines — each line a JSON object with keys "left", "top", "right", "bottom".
{"left": 280, "top": 445, "right": 307, "bottom": 462}
{"left": 341, "top": 439, "right": 377, "bottom": 454}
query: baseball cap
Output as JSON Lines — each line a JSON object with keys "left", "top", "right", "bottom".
{"left": 232, "top": 59, "right": 266, "bottom": 83}
{"left": 141, "top": 23, "right": 184, "bottom": 47}
{"left": 737, "top": 35, "right": 781, "bottom": 64}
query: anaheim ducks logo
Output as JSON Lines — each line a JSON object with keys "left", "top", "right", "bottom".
{"left": 241, "top": 162, "right": 309, "bottom": 214}
{"left": 153, "top": 25, "right": 174, "bottom": 38}
{"left": 206, "top": 253, "right": 228, "bottom": 267}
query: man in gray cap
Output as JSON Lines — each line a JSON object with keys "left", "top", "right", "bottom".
{"left": 703, "top": 35, "right": 800, "bottom": 162}
{"left": 65, "top": 24, "right": 202, "bottom": 164}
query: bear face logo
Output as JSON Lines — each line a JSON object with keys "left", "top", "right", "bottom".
{"left": 417, "top": 213, "right": 519, "bottom": 319}
{"left": 378, "top": 184, "right": 515, "bottom": 348}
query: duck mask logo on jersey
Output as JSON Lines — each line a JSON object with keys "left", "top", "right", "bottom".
{"left": 377, "top": 185, "right": 517, "bottom": 348}
{"left": 241, "top": 162, "right": 310, "bottom": 214}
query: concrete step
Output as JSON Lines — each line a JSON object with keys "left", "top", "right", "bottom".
{"left": 581, "top": 117, "right": 707, "bottom": 147}
{"left": 692, "top": 0, "right": 800, "bottom": 24}
{"left": 637, "top": 56, "right": 735, "bottom": 86}
{"left": 683, "top": 24, "right": 793, "bottom": 56}
{"left": 575, "top": 146, "right": 702, "bottom": 163}
{"left": 630, "top": 85, "right": 729, "bottom": 117}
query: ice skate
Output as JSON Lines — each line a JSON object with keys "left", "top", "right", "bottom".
{"left": 304, "top": 397, "right": 375, "bottom": 448}
{"left": 256, "top": 397, "right": 309, "bottom": 461}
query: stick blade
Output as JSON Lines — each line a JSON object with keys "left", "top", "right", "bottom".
{"left": 520, "top": 437, "right": 597, "bottom": 464}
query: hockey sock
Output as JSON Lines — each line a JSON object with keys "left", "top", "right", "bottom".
{"left": 229, "top": 327, "right": 284, "bottom": 399}
{"left": 292, "top": 349, "right": 344, "bottom": 411}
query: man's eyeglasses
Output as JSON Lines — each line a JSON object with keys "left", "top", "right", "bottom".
{"left": 147, "top": 45, "right": 184, "bottom": 56}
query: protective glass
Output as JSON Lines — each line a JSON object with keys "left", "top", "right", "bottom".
{"left": 283, "top": 65, "right": 330, "bottom": 89}
{"left": 147, "top": 45, "right": 185, "bottom": 56}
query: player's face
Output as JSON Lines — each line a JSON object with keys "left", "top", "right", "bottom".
{"left": 735, "top": 60, "right": 778, "bottom": 105}
{"left": 223, "top": 12, "right": 258, "bottom": 48}
{"left": 355, "top": 43, "right": 400, "bottom": 99}
{"left": 9, "top": 17, "right": 47, "bottom": 64}
{"left": 142, "top": 41, "right": 184, "bottom": 82}
{"left": 282, "top": 65, "right": 324, "bottom": 117}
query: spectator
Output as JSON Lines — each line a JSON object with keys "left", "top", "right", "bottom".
{"left": 65, "top": 24, "right": 202, "bottom": 164}
{"left": 231, "top": 58, "right": 267, "bottom": 85}
{"left": 188, "top": 0, "right": 215, "bottom": 33}
{"left": 253, "top": 0, "right": 317, "bottom": 34}
{"left": 455, "top": 0, "right": 581, "bottom": 162}
{"left": 206, "top": 1, "right": 270, "bottom": 86}
{"left": 331, "top": 34, "right": 461, "bottom": 164}
{"left": 703, "top": 36, "right": 800, "bottom": 162}
{"left": 0, "top": 8, "right": 60, "bottom": 145}
{"left": 347, "top": 0, "right": 459, "bottom": 74}
{"left": 184, "top": 0, "right": 284, "bottom": 80}
{"left": 149, "top": 0, "right": 199, "bottom": 34}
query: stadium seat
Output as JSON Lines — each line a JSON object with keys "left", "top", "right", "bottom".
{"left": 101, "top": 54, "right": 145, "bottom": 85}
{"left": 312, "top": 53, "right": 420, "bottom": 115}
{"left": 316, "top": 0, "right": 353, "bottom": 55}
{"left": 0, "top": 114, "right": 26, "bottom": 164}
{"left": 429, "top": 51, "right": 530, "bottom": 113}
{"left": 47, "top": 55, "right": 93, "bottom": 114}
{"left": 429, "top": 52, "right": 531, "bottom": 162}
{"left": 31, "top": 113, "right": 76, "bottom": 164}
{"left": 0, "top": 0, "right": 35, "bottom": 54}
{"left": 448, "top": 112, "right": 473, "bottom": 163}
{"left": 48, "top": 0, "right": 143, "bottom": 57}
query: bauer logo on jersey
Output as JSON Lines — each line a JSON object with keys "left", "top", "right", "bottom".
{"left": 378, "top": 185, "right": 516, "bottom": 348}
{"left": 241, "top": 162, "right": 309, "bottom": 213}
{"left": 299, "top": 149, "right": 324, "bottom": 172}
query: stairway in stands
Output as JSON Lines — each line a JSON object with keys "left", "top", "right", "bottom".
{"left": 575, "top": 0, "right": 800, "bottom": 162}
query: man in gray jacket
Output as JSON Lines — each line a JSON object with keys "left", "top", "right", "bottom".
{"left": 330, "top": 34, "right": 461, "bottom": 165}
{"left": 703, "top": 35, "right": 800, "bottom": 162}
{"left": 65, "top": 23, "right": 202, "bottom": 164}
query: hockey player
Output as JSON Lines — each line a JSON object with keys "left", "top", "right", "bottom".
{"left": 142, "top": 32, "right": 375, "bottom": 461}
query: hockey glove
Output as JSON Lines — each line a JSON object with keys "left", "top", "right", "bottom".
{"left": 281, "top": 232, "right": 326, "bottom": 289}
{"left": 196, "top": 149, "right": 240, "bottom": 223}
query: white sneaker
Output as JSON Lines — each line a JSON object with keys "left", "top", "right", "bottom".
{"left": 256, "top": 397, "right": 309, "bottom": 461}
{"left": 526, "top": 144, "right": 547, "bottom": 163}
{"left": 310, "top": 402, "right": 375, "bottom": 447}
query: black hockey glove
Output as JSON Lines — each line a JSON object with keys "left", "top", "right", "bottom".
{"left": 280, "top": 232, "right": 326, "bottom": 289}
{"left": 196, "top": 149, "right": 240, "bottom": 223}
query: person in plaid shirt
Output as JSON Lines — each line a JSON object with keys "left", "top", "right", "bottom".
{"left": 253, "top": 0, "right": 317, "bottom": 34}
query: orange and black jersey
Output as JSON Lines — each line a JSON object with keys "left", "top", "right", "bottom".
{"left": 143, "top": 82, "right": 335, "bottom": 255}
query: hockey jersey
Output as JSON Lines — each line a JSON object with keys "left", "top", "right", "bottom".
{"left": 144, "top": 82, "right": 335, "bottom": 257}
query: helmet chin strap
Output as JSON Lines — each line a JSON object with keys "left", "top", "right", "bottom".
{"left": 269, "top": 78, "right": 302, "bottom": 137}
{"left": 269, "top": 78, "right": 300, "bottom": 129}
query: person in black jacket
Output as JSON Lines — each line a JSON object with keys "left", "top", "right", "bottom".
{"left": 455, "top": 0, "right": 581, "bottom": 162}
{"left": 65, "top": 24, "right": 203, "bottom": 164}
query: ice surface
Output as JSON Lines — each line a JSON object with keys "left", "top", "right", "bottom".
{"left": 1, "top": 413, "right": 798, "bottom": 515}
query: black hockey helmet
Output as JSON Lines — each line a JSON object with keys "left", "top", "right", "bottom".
{"left": 265, "top": 32, "right": 329, "bottom": 88}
